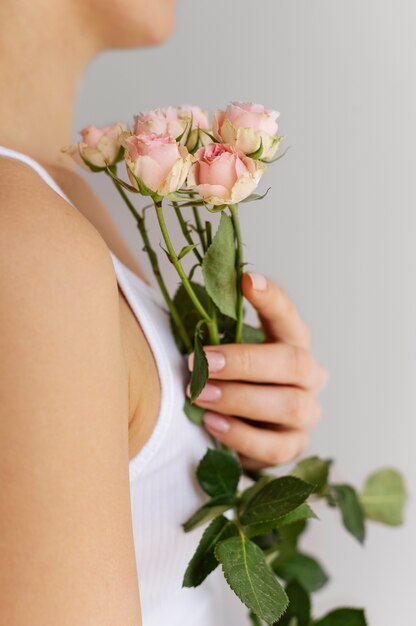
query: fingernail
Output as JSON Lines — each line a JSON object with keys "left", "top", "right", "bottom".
{"left": 205, "top": 351, "right": 226, "bottom": 373}
{"left": 188, "top": 350, "right": 225, "bottom": 373}
{"left": 197, "top": 383, "right": 222, "bottom": 402}
{"left": 203, "top": 411, "right": 230, "bottom": 433}
{"left": 247, "top": 271, "right": 268, "bottom": 291}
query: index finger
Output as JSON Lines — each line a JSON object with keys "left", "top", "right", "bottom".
{"left": 241, "top": 272, "right": 311, "bottom": 348}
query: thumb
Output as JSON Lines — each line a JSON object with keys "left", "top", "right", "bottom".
{"left": 241, "top": 271, "right": 311, "bottom": 348}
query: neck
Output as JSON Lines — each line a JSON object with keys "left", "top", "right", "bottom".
{"left": 0, "top": 1, "right": 99, "bottom": 171}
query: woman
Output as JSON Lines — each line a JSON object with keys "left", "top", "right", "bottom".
{"left": 0, "top": 1, "right": 327, "bottom": 624}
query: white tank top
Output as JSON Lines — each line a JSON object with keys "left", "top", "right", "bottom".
{"left": 0, "top": 146, "right": 228, "bottom": 626}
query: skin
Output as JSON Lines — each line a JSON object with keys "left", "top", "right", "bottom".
{"left": 190, "top": 273, "right": 327, "bottom": 470}
{"left": 0, "top": 0, "right": 327, "bottom": 623}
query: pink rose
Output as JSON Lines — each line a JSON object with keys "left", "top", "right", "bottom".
{"left": 122, "top": 132, "right": 192, "bottom": 197}
{"left": 133, "top": 105, "right": 210, "bottom": 152}
{"left": 133, "top": 105, "right": 209, "bottom": 138}
{"left": 186, "top": 143, "right": 265, "bottom": 206}
{"left": 176, "top": 105, "right": 210, "bottom": 131}
{"left": 133, "top": 107, "right": 183, "bottom": 138}
{"left": 213, "top": 102, "right": 280, "bottom": 160}
{"left": 62, "top": 122, "right": 127, "bottom": 169}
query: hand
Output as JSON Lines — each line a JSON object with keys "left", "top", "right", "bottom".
{"left": 187, "top": 271, "right": 328, "bottom": 471}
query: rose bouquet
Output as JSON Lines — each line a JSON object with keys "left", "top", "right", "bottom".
{"left": 64, "top": 103, "right": 407, "bottom": 625}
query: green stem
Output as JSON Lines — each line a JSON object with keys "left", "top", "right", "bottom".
{"left": 110, "top": 175, "right": 141, "bottom": 222}
{"left": 154, "top": 200, "right": 220, "bottom": 346}
{"left": 230, "top": 204, "right": 244, "bottom": 343}
{"left": 192, "top": 205, "right": 207, "bottom": 252}
{"left": 205, "top": 220, "right": 212, "bottom": 247}
{"left": 172, "top": 202, "right": 203, "bottom": 263}
{"left": 108, "top": 174, "right": 193, "bottom": 353}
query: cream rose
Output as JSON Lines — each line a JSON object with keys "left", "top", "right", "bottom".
{"left": 213, "top": 102, "right": 280, "bottom": 160}
{"left": 122, "top": 132, "right": 192, "bottom": 197}
{"left": 62, "top": 122, "right": 127, "bottom": 169}
{"left": 186, "top": 143, "right": 265, "bottom": 206}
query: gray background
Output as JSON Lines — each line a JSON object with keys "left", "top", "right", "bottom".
{"left": 75, "top": 1, "right": 415, "bottom": 623}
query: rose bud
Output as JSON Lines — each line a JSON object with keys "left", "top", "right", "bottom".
{"left": 122, "top": 132, "right": 193, "bottom": 198}
{"left": 186, "top": 143, "right": 265, "bottom": 206}
{"left": 62, "top": 122, "right": 127, "bottom": 170}
{"left": 213, "top": 102, "right": 281, "bottom": 160}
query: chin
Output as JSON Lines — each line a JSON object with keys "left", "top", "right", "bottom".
{"left": 143, "top": 10, "right": 176, "bottom": 46}
{"left": 99, "top": 0, "right": 177, "bottom": 50}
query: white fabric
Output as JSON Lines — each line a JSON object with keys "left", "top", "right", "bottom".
{"left": 0, "top": 146, "right": 226, "bottom": 626}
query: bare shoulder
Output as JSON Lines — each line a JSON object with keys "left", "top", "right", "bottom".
{"left": 0, "top": 157, "right": 115, "bottom": 280}
{"left": 0, "top": 158, "right": 142, "bottom": 624}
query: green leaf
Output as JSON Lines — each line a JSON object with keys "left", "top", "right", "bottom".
{"left": 274, "top": 580, "right": 311, "bottom": 626}
{"left": 183, "top": 398, "right": 205, "bottom": 425}
{"left": 215, "top": 535, "right": 289, "bottom": 624}
{"left": 171, "top": 282, "right": 211, "bottom": 349}
{"left": 183, "top": 516, "right": 239, "bottom": 587}
{"left": 244, "top": 503, "right": 317, "bottom": 538}
{"left": 202, "top": 212, "right": 237, "bottom": 319}
{"left": 189, "top": 331, "right": 209, "bottom": 401}
{"left": 360, "top": 468, "right": 407, "bottom": 526}
{"left": 182, "top": 495, "right": 235, "bottom": 532}
{"left": 313, "top": 608, "right": 367, "bottom": 625}
{"left": 239, "top": 475, "right": 276, "bottom": 514}
{"left": 331, "top": 484, "right": 366, "bottom": 544}
{"left": 197, "top": 449, "right": 242, "bottom": 498}
{"left": 249, "top": 611, "right": 264, "bottom": 626}
{"left": 178, "top": 244, "right": 197, "bottom": 260}
{"left": 292, "top": 456, "right": 332, "bottom": 494}
{"left": 278, "top": 519, "right": 308, "bottom": 557}
{"left": 240, "top": 477, "right": 313, "bottom": 528}
{"left": 241, "top": 323, "right": 266, "bottom": 344}
{"left": 275, "top": 503, "right": 318, "bottom": 527}
{"left": 273, "top": 552, "right": 329, "bottom": 593}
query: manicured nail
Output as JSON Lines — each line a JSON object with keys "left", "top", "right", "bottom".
{"left": 247, "top": 271, "right": 268, "bottom": 291}
{"left": 205, "top": 351, "right": 226, "bottom": 372}
{"left": 197, "top": 383, "right": 222, "bottom": 402}
{"left": 189, "top": 350, "right": 225, "bottom": 373}
{"left": 203, "top": 411, "right": 230, "bottom": 433}
{"left": 185, "top": 382, "right": 221, "bottom": 401}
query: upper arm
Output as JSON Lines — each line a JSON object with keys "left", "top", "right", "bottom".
{"left": 0, "top": 165, "right": 142, "bottom": 625}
